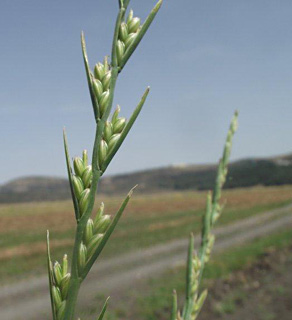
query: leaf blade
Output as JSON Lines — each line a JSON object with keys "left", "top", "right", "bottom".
{"left": 171, "top": 290, "right": 178, "bottom": 320}
{"left": 82, "top": 186, "right": 137, "bottom": 277}
{"left": 101, "top": 87, "right": 150, "bottom": 172}
{"left": 120, "top": 0, "right": 163, "bottom": 69}
{"left": 47, "top": 231, "right": 57, "bottom": 320}
{"left": 81, "top": 32, "right": 99, "bottom": 121}
{"left": 96, "top": 297, "right": 110, "bottom": 320}
{"left": 63, "top": 129, "right": 80, "bottom": 220}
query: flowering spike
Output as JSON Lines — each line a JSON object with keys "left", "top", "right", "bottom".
{"left": 73, "top": 157, "right": 85, "bottom": 177}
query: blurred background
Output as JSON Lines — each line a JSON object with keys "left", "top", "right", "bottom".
{"left": 1, "top": 0, "right": 292, "bottom": 319}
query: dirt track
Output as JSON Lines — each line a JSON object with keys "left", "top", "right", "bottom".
{"left": 0, "top": 204, "right": 291, "bottom": 320}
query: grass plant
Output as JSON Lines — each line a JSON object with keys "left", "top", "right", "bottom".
{"left": 170, "top": 113, "right": 238, "bottom": 320}
{"left": 47, "top": 1, "right": 163, "bottom": 319}
{"left": 45, "top": 1, "right": 239, "bottom": 319}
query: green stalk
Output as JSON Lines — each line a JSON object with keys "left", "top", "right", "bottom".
{"left": 46, "top": 231, "right": 57, "bottom": 320}
{"left": 101, "top": 87, "right": 150, "bottom": 172}
{"left": 172, "top": 112, "right": 238, "bottom": 320}
{"left": 64, "top": 6, "right": 124, "bottom": 316}
{"left": 63, "top": 129, "right": 80, "bottom": 220}
{"left": 81, "top": 32, "right": 99, "bottom": 122}
{"left": 63, "top": 173, "right": 101, "bottom": 320}
{"left": 96, "top": 297, "right": 110, "bottom": 320}
{"left": 48, "top": 1, "right": 162, "bottom": 319}
{"left": 182, "top": 233, "right": 195, "bottom": 319}
{"left": 82, "top": 186, "right": 136, "bottom": 278}
{"left": 196, "top": 193, "right": 212, "bottom": 285}
{"left": 124, "top": 0, "right": 131, "bottom": 10}
{"left": 171, "top": 290, "right": 178, "bottom": 320}
{"left": 120, "top": 0, "right": 163, "bottom": 70}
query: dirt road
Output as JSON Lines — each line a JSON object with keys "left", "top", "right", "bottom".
{"left": 0, "top": 204, "right": 291, "bottom": 320}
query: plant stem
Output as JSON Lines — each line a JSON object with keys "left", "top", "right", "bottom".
{"left": 63, "top": 169, "right": 101, "bottom": 320}
{"left": 63, "top": 4, "right": 125, "bottom": 319}
{"left": 63, "top": 278, "right": 81, "bottom": 319}
{"left": 48, "top": 1, "right": 163, "bottom": 318}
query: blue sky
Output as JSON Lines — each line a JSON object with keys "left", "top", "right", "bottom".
{"left": 1, "top": 0, "right": 292, "bottom": 183}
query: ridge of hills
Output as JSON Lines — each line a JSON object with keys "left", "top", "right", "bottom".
{"left": 1, "top": 153, "right": 292, "bottom": 203}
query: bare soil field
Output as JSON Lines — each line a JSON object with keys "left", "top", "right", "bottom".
{"left": 200, "top": 243, "right": 292, "bottom": 320}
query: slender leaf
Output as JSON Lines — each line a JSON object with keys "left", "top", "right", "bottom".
{"left": 81, "top": 32, "right": 99, "bottom": 121}
{"left": 82, "top": 186, "right": 137, "bottom": 278}
{"left": 123, "top": 0, "right": 130, "bottom": 10}
{"left": 47, "top": 231, "right": 57, "bottom": 320}
{"left": 101, "top": 87, "right": 150, "bottom": 172}
{"left": 192, "top": 290, "right": 208, "bottom": 320}
{"left": 179, "top": 111, "right": 238, "bottom": 320}
{"left": 171, "top": 290, "right": 178, "bottom": 320}
{"left": 199, "top": 193, "right": 212, "bottom": 258}
{"left": 182, "top": 234, "right": 195, "bottom": 319}
{"left": 186, "top": 233, "right": 194, "bottom": 300}
{"left": 96, "top": 297, "right": 110, "bottom": 320}
{"left": 211, "top": 111, "right": 238, "bottom": 220}
{"left": 120, "top": 0, "right": 163, "bottom": 70}
{"left": 63, "top": 129, "right": 80, "bottom": 220}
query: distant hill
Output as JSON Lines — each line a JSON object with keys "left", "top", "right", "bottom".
{"left": 1, "top": 153, "right": 292, "bottom": 203}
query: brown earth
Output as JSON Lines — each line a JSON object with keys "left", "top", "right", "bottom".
{"left": 1, "top": 186, "right": 292, "bottom": 233}
{"left": 0, "top": 239, "right": 72, "bottom": 260}
{"left": 200, "top": 244, "right": 292, "bottom": 320}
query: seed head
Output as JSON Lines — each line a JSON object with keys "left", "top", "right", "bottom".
{"left": 94, "top": 214, "right": 111, "bottom": 233}
{"left": 94, "top": 62, "right": 105, "bottom": 81}
{"left": 99, "top": 90, "right": 110, "bottom": 116}
{"left": 93, "top": 79, "right": 103, "bottom": 99}
{"left": 113, "top": 117, "right": 126, "bottom": 133}
{"left": 84, "top": 219, "right": 94, "bottom": 245}
{"left": 57, "top": 301, "right": 66, "bottom": 320}
{"left": 124, "top": 33, "right": 137, "bottom": 48}
{"left": 116, "top": 40, "right": 125, "bottom": 65}
{"left": 73, "top": 157, "right": 85, "bottom": 177}
{"left": 104, "top": 121, "right": 113, "bottom": 142}
{"left": 112, "top": 105, "right": 121, "bottom": 124}
{"left": 78, "top": 242, "right": 87, "bottom": 273}
{"left": 60, "top": 273, "right": 71, "bottom": 299}
{"left": 82, "top": 150, "right": 88, "bottom": 167}
{"left": 108, "top": 134, "right": 121, "bottom": 153}
{"left": 87, "top": 234, "right": 104, "bottom": 258}
{"left": 79, "top": 189, "right": 90, "bottom": 216}
{"left": 127, "top": 9, "right": 134, "bottom": 24}
{"left": 52, "top": 286, "right": 62, "bottom": 309}
{"left": 62, "top": 254, "right": 68, "bottom": 277}
{"left": 119, "top": 22, "right": 128, "bottom": 42}
{"left": 72, "top": 175, "right": 84, "bottom": 200}
{"left": 98, "top": 140, "right": 108, "bottom": 166}
{"left": 82, "top": 165, "right": 93, "bottom": 189}
{"left": 94, "top": 202, "right": 105, "bottom": 225}
{"left": 128, "top": 17, "right": 141, "bottom": 33}
{"left": 102, "top": 71, "right": 111, "bottom": 91}
{"left": 53, "top": 262, "right": 63, "bottom": 287}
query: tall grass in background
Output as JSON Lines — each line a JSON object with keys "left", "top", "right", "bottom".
{"left": 172, "top": 113, "right": 238, "bottom": 320}
{"left": 46, "top": 1, "right": 238, "bottom": 320}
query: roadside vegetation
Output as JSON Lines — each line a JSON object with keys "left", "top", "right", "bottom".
{"left": 88, "top": 226, "right": 292, "bottom": 320}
